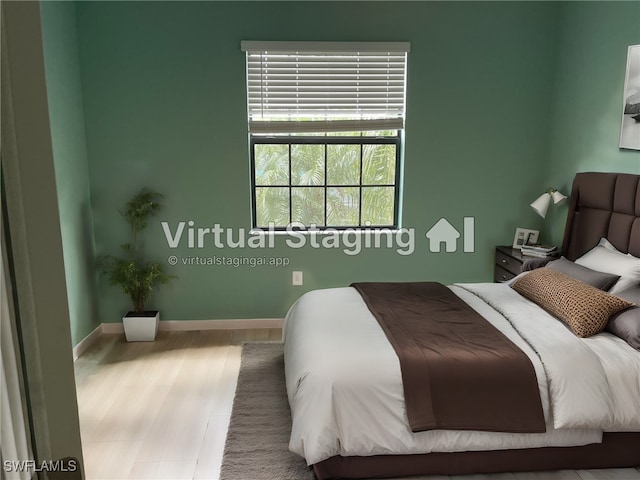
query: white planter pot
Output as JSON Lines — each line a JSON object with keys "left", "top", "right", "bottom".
{"left": 122, "top": 311, "right": 159, "bottom": 342}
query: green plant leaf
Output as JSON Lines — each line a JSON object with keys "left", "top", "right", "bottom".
{"left": 100, "top": 187, "right": 176, "bottom": 313}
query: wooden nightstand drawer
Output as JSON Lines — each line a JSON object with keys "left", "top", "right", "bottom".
{"left": 494, "top": 264, "right": 516, "bottom": 283}
{"left": 495, "top": 249, "right": 522, "bottom": 276}
{"left": 494, "top": 246, "right": 525, "bottom": 282}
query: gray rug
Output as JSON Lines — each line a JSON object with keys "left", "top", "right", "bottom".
{"left": 220, "top": 343, "right": 315, "bottom": 480}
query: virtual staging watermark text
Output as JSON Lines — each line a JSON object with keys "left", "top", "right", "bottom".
{"left": 3, "top": 459, "right": 78, "bottom": 474}
{"left": 167, "top": 255, "right": 289, "bottom": 268}
{"left": 162, "top": 222, "right": 416, "bottom": 256}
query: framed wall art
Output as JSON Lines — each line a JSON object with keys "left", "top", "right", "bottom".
{"left": 512, "top": 228, "right": 539, "bottom": 250}
{"left": 620, "top": 44, "right": 640, "bottom": 151}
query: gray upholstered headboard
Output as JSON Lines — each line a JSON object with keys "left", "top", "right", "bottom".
{"left": 562, "top": 172, "right": 640, "bottom": 261}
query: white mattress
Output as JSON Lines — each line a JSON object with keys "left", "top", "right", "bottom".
{"left": 283, "top": 283, "right": 640, "bottom": 466}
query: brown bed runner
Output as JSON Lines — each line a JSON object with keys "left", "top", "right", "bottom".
{"left": 351, "top": 282, "right": 545, "bottom": 433}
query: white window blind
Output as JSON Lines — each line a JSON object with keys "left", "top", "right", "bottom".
{"left": 241, "top": 41, "right": 410, "bottom": 134}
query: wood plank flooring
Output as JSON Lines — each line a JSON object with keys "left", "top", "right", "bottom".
{"left": 74, "top": 329, "right": 640, "bottom": 480}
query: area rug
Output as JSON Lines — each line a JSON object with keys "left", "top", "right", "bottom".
{"left": 220, "top": 342, "right": 315, "bottom": 480}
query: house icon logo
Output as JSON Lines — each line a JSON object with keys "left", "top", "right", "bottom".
{"left": 425, "top": 217, "right": 475, "bottom": 253}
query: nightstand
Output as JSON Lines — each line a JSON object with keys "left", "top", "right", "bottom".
{"left": 494, "top": 246, "right": 525, "bottom": 282}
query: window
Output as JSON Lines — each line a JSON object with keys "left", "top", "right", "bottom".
{"left": 242, "top": 41, "right": 410, "bottom": 230}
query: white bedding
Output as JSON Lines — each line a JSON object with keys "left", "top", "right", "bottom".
{"left": 283, "top": 283, "right": 640, "bottom": 466}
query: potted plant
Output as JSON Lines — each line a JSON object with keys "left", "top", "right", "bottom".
{"left": 101, "top": 187, "right": 175, "bottom": 341}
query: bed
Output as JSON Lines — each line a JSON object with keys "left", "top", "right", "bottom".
{"left": 283, "top": 172, "right": 640, "bottom": 479}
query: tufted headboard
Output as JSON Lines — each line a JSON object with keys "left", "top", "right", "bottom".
{"left": 562, "top": 172, "right": 640, "bottom": 261}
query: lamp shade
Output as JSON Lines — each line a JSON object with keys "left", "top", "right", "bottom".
{"left": 531, "top": 193, "right": 552, "bottom": 218}
{"left": 551, "top": 190, "right": 567, "bottom": 205}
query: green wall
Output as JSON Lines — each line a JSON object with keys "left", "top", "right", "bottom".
{"left": 43, "top": 1, "right": 640, "bottom": 333}
{"left": 40, "top": 1, "right": 100, "bottom": 345}
{"left": 74, "top": 1, "right": 560, "bottom": 324}
{"left": 544, "top": 1, "right": 640, "bottom": 243}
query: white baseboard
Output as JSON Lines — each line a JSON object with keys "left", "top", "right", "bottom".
{"left": 72, "top": 324, "right": 104, "bottom": 361}
{"left": 158, "top": 318, "right": 283, "bottom": 331}
{"left": 74, "top": 318, "right": 284, "bottom": 360}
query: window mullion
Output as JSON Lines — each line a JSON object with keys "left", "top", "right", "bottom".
{"left": 358, "top": 143, "right": 363, "bottom": 227}
{"left": 288, "top": 143, "right": 293, "bottom": 225}
{"left": 324, "top": 144, "right": 328, "bottom": 227}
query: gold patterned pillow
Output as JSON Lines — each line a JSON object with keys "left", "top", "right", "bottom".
{"left": 512, "top": 268, "right": 634, "bottom": 338}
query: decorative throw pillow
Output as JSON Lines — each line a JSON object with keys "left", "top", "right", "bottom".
{"left": 607, "top": 287, "right": 640, "bottom": 350}
{"left": 575, "top": 241, "right": 640, "bottom": 294}
{"left": 512, "top": 268, "right": 634, "bottom": 338}
{"left": 547, "top": 257, "right": 620, "bottom": 291}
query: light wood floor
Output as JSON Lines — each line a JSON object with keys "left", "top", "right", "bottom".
{"left": 74, "top": 329, "right": 640, "bottom": 480}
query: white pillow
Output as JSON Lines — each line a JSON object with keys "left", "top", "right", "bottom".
{"left": 576, "top": 240, "right": 640, "bottom": 294}
{"left": 598, "top": 237, "right": 627, "bottom": 253}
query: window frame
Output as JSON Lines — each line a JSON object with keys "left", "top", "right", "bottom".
{"left": 250, "top": 133, "right": 402, "bottom": 231}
